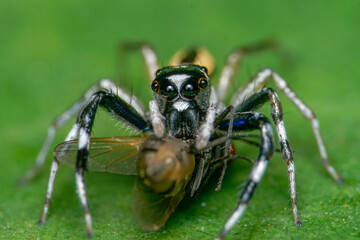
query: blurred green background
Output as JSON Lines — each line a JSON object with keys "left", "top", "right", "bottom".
{"left": 0, "top": 1, "right": 359, "bottom": 239}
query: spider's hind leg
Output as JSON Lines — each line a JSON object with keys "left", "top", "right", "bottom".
{"left": 119, "top": 41, "right": 160, "bottom": 83}
{"left": 216, "top": 38, "right": 279, "bottom": 102}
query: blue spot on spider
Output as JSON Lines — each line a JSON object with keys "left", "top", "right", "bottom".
{"left": 218, "top": 119, "right": 246, "bottom": 131}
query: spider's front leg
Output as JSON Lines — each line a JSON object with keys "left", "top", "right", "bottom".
{"left": 231, "top": 69, "right": 343, "bottom": 184}
{"left": 236, "top": 87, "right": 302, "bottom": 225}
{"left": 35, "top": 80, "right": 147, "bottom": 226}
{"left": 215, "top": 112, "right": 274, "bottom": 240}
{"left": 74, "top": 91, "right": 150, "bottom": 236}
{"left": 19, "top": 79, "right": 145, "bottom": 185}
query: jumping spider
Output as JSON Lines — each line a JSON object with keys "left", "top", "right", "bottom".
{"left": 20, "top": 40, "right": 343, "bottom": 239}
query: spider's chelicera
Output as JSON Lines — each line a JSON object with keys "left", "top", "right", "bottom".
{"left": 20, "top": 40, "right": 343, "bottom": 240}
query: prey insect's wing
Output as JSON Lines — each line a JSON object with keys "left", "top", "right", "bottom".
{"left": 54, "top": 136, "right": 148, "bottom": 175}
{"left": 132, "top": 178, "right": 186, "bottom": 231}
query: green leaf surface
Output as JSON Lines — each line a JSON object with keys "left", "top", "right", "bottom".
{"left": 1, "top": 1, "right": 359, "bottom": 240}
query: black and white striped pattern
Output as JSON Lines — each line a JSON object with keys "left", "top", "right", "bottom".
{"left": 216, "top": 113, "right": 274, "bottom": 240}
{"left": 31, "top": 82, "right": 149, "bottom": 234}
{"left": 19, "top": 79, "right": 145, "bottom": 185}
{"left": 236, "top": 87, "right": 302, "bottom": 225}
{"left": 26, "top": 41, "right": 342, "bottom": 239}
{"left": 231, "top": 69, "right": 343, "bottom": 183}
{"left": 38, "top": 123, "right": 80, "bottom": 224}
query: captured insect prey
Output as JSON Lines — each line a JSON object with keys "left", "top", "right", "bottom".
{"left": 20, "top": 39, "right": 344, "bottom": 239}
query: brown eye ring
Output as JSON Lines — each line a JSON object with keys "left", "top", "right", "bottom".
{"left": 151, "top": 81, "right": 160, "bottom": 93}
{"left": 198, "top": 78, "right": 208, "bottom": 89}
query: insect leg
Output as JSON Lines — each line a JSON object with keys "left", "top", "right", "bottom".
{"left": 75, "top": 91, "right": 150, "bottom": 236}
{"left": 231, "top": 69, "right": 343, "bottom": 183}
{"left": 119, "top": 41, "right": 160, "bottom": 83}
{"left": 18, "top": 79, "right": 145, "bottom": 185}
{"left": 216, "top": 39, "right": 279, "bottom": 103}
{"left": 216, "top": 112, "right": 274, "bottom": 240}
{"left": 38, "top": 123, "right": 80, "bottom": 225}
{"left": 237, "top": 88, "right": 302, "bottom": 225}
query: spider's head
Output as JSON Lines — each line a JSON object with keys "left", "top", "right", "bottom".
{"left": 150, "top": 65, "right": 211, "bottom": 138}
{"left": 151, "top": 65, "right": 211, "bottom": 111}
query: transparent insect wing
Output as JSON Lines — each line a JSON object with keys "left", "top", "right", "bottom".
{"left": 54, "top": 136, "right": 148, "bottom": 175}
{"left": 131, "top": 177, "right": 186, "bottom": 232}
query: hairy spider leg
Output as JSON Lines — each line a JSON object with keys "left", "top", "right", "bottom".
{"left": 213, "top": 105, "right": 235, "bottom": 191}
{"left": 19, "top": 79, "right": 145, "bottom": 185}
{"left": 119, "top": 41, "right": 160, "bottom": 83}
{"left": 231, "top": 69, "right": 344, "bottom": 184}
{"left": 149, "top": 99, "right": 165, "bottom": 137}
{"left": 215, "top": 112, "right": 274, "bottom": 240}
{"left": 216, "top": 39, "right": 279, "bottom": 103}
{"left": 38, "top": 123, "right": 80, "bottom": 225}
{"left": 75, "top": 91, "right": 150, "bottom": 236}
{"left": 237, "top": 87, "right": 302, "bottom": 226}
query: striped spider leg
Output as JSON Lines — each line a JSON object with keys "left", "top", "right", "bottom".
{"left": 71, "top": 90, "right": 151, "bottom": 236}
{"left": 215, "top": 112, "right": 274, "bottom": 240}
{"left": 19, "top": 79, "right": 145, "bottom": 185}
{"left": 30, "top": 84, "right": 148, "bottom": 235}
{"left": 231, "top": 69, "right": 343, "bottom": 184}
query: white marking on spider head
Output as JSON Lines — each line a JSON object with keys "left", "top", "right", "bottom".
{"left": 172, "top": 100, "right": 190, "bottom": 112}
{"left": 168, "top": 74, "right": 189, "bottom": 89}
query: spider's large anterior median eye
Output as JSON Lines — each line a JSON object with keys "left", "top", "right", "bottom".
{"left": 181, "top": 81, "right": 200, "bottom": 99}
{"left": 160, "top": 84, "right": 178, "bottom": 100}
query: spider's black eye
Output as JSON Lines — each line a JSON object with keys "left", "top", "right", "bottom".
{"left": 198, "top": 78, "right": 208, "bottom": 89}
{"left": 151, "top": 81, "right": 160, "bottom": 93}
{"left": 181, "top": 81, "right": 199, "bottom": 99}
{"left": 160, "top": 84, "right": 178, "bottom": 100}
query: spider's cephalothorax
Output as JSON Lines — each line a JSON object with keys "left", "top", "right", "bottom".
{"left": 151, "top": 65, "right": 210, "bottom": 139}
{"left": 22, "top": 40, "right": 344, "bottom": 240}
